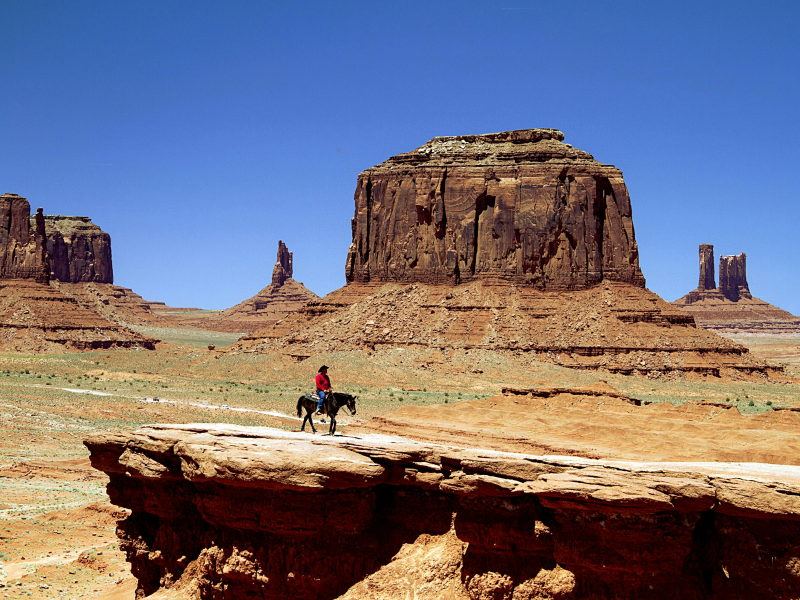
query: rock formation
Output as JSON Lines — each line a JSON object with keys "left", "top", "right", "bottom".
{"left": 39, "top": 215, "right": 113, "bottom": 283}
{"left": 346, "top": 129, "right": 645, "bottom": 290}
{"left": 175, "top": 241, "right": 318, "bottom": 334}
{"left": 719, "top": 253, "right": 750, "bottom": 302}
{"left": 674, "top": 245, "right": 799, "bottom": 333}
{"left": 85, "top": 423, "right": 800, "bottom": 600}
{"left": 234, "top": 133, "right": 779, "bottom": 378}
{"left": 271, "top": 240, "right": 292, "bottom": 286}
{"left": 698, "top": 243, "right": 715, "bottom": 290}
{"left": 0, "top": 194, "right": 49, "bottom": 283}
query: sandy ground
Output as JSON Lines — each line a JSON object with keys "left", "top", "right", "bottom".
{"left": 0, "top": 333, "right": 798, "bottom": 598}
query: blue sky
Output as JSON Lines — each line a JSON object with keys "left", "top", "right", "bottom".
{"left": 2, "top": 1, "right": 799, "bottom": 313}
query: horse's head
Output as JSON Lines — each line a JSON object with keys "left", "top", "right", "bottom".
{"left": 346, "top": 394, "right": 357, "bottom": 415}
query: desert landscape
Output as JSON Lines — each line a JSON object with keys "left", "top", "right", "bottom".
{"left": 3, "top": 4, "right": 800, "bottom": 599}
{"left": 1, "top": 128, "right": 800, "bottom": 599}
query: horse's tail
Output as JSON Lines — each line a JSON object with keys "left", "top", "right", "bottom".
{"left": 297, "top": 397, "right": 304, "bottom": 418}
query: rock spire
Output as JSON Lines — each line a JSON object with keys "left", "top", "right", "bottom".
{"left": 698, "top": 243, "right": 715, "bottom": 291}
{"left": 719, "top": 253, "right": 751, "bottom": 302}
{"left": 271, "top": 240, "right": 293, "bottom": 286}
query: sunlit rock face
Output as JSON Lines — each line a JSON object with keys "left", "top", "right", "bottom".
{"left": 346, "top": 129, "right": 645, "bottom": 290}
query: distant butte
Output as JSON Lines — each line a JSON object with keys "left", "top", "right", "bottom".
{"left": 673, "top": 244, "right": 800, "bottom": 333}
{"left": 233, "top": 130, "right": 779, "bottom": 379}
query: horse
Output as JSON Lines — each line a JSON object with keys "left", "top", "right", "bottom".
{"left": 296, "top": 391, "right": 357, "bottom": 435}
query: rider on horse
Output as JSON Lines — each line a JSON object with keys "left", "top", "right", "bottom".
{"left": 315, "top": 365, "right": 331, "bottom": 415}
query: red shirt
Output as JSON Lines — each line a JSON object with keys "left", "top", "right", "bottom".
{"left": 315, "top": 373, "right": 331, "bottom": 392}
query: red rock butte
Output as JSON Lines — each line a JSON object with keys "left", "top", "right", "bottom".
{"left": 346, "top": 128, "right": 645, "bottom": 290}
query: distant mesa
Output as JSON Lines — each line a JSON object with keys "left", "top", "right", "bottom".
{"left": 673, "top": 244, "right": 800, "bottom": 333}
{"left": 0, "top": 193, "right": 157, "bottom": 352}
{"left": 233, "top": 130, "right": 779, "bottom": 379}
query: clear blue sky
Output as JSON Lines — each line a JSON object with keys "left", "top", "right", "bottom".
{"left": 2, "top": 1, "right": 799, "bottom": 313}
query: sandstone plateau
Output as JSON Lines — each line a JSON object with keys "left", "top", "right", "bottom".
{"left": 235, "top": 131, "right": 777, "bottom": 379}
{"left": 85, "top": 421, "right": 800, "bottom": 600}
{"left": 346, "top": 129, "right": 645, "bottom": 289}
{"left": 674, "top": 244, "right": 800, "bottom": 334}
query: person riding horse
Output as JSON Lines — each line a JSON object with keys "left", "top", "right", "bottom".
{"left": 315, "top": 365, "right": 331, "bottom": 415}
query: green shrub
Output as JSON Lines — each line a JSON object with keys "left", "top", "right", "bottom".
{"left": 748, "top": 400, "right": 754, "bottom": 407}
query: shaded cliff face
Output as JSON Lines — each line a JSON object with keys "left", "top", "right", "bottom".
{"left": 346, "top": 129, "right": 645, "bottom": 290}
{"left": 0, "top": 193, "right": 49, "bottom": 283}
{"left": 85, "top": 423, "right": 800, "bottom": 600}
{"left": 39, "top": 216, "right": 113, "bottom": 283}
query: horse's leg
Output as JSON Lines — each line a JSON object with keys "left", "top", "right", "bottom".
{"left": 330, "top": 415, "right": 336, "bottom": 436}
{"left": 309, "top": 412, "right": 316, "bottom": 434}
{"left": 301, "top": 412, "right": 306, "bottom": 432}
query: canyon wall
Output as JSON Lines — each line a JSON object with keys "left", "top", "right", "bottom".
{"left": 40, "top": 215, "right": 113, "bottom": 283}
{"left": 86, "top": 424, "right": 800, "bottom": 600}
{"left": 0, "top": 193, "right": 49, "bottom": 283}
{"left": 345, "top": 129, "right": 645, "bottom": 290}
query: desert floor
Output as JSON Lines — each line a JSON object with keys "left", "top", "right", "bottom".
{"left": 1, "top": 328, "right": 798, "bottom": 599}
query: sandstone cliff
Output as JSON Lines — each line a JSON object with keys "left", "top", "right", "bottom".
{"left": 346, "top": 129, "right": 645, "bottom": 290}
{"left": 85, "top": 423, "right": 800, "bottom": 600}
{"left": 0, "top": 193, "right": 49, "bottom": 283}
{"left": 39, "top": 215, "right": 113, "bottom": 283}
{"left": 674, "top": 245, "right": 800, "bottom": 333}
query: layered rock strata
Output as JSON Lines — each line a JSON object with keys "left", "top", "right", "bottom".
{"left": 346, "top": 129, "right": 645, "bottom": 290}
{"left": 675, "top": 245, "right": 800, "bottom": 333}
{"left": 86, "top": 424, "right": 800, "bottom": 600}
{"left": 235, "top": 281, "right": 778, "bottom": 378}
{"left": 0, "top": 194, "right": 49, "bottom": 283}
{"left": 39, "top": 215, "right": 113, "bottom": 283}
{"left": 0, "top": 279, "right": 157, "bottom": 351}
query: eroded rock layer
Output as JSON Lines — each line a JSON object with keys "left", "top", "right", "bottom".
{"left": 346, "top": 129, "right": 645, "bottom": 290}
{"left": 0, "top": 280, "right": 157, "bottom": 352}
{"left": 40, "top": 215, "right": 113, "bottom": 283}
{"left": 234, "top": 281, "right": 778, "bottom": 378}
{"left": 85, "top": 424, "right": 800, "bottom": 600}
{"left": 0, "top": 194, "right": 49, "bottom": 283}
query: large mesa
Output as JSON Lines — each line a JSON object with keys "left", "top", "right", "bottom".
{"left": 346, "top": 128, "right": 645, "bottom": 290}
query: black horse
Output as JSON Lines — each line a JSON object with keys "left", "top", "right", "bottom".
{"left": 296, "top": 391, "right": 357, "bottom": 435}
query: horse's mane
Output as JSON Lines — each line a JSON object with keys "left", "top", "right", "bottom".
{"left": 334, "top": 391, "right": 357, "bottom": 401}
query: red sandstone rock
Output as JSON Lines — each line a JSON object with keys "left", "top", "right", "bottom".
{"left": 271, "top": 240, "right": 292, "bottom": 286}
{"left": 674, "top": 245, "right": 800, "bottom": 333}
{"left": 698, "top": 243, "right": 715, "bottom": 291}
{"left": 0, "top": 194, "right": 49, "bottom": 283}
{"left": 719, "top": 253, "right": 751, "bottom": 302}
{"left": 85, "top": 424, "right": 800, "bottom": 600}
{"left": 40, "top": 215, "right": 113, "bottom": 283}
{"left": 345, "top": 129, "right": 645, "bottom": 290}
